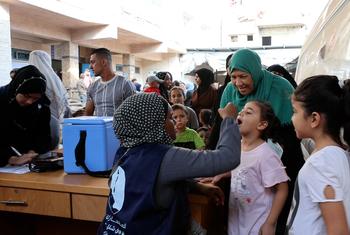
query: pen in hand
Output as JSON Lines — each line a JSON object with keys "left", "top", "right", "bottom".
{"left": 10, "top": 146, "right": 22, "bottom": 157}
{"left": 9, "top": 147, "right": 37, "bottom": 166}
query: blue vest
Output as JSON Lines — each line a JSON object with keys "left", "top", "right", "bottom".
{"left": 98, "top": 143, "right": 190, "bottom": 235}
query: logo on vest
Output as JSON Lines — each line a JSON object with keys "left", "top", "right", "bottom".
{"left": 110, "top": 166, "right": 126, "bottom": 213}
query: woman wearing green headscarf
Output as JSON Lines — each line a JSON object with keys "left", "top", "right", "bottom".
{"left": 220, "top": 49, "right": 293, "bottom": 124}
{"left": 220, "top": 49, "right": 304, "bottom": 234}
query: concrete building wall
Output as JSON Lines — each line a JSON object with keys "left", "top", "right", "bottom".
{"left": 4, "top": 0, "right": 186, "bottom": 88}
{"left": 79, "top": 47, "right": 92, "bottom": 61}
{"left": 11, "top": 38, "right": 49, "bottom": 53}
{"left": 0, "top": 3, "right": 12, "bottom": 86}
{"left": 259, "top": 26, "right": 305, "bottom": 46}
{"left": 224, "top": 25, "right": 305, "bottom": 48}
{"left": 133, "top": 60, "right": 143, "bottom": 82}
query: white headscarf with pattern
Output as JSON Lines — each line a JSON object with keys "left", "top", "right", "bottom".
{"left": 113, "top": 93, "right": 173, "bottom": 148}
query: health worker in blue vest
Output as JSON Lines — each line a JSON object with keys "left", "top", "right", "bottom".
{"left": 98, "top": 93, "right": 241, "bottom": 235}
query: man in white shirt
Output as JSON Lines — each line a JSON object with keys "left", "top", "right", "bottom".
{"left": 85, "top": 48, "right": 135, "bottom": 116}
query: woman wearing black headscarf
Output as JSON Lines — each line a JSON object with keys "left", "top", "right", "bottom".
{"left": 267, "top": 64, "right": 297, "bottom": 88}
{"left": 191, "top": 68, "right": 218, "bottom": 116}
{"left": 0, "top": 65, "right": 51, "bottom": 166}
{"left": 98, "top": 93, "right": 241, "bottom": 234}
{"left": 156, "top": 71, "right": 173, "bottom": 102}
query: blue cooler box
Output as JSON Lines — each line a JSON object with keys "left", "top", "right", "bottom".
{"left": 62, "top": 116, "right": 120, "bottom": 174}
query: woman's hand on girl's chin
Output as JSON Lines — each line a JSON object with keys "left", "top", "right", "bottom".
{"left": 218, "top": 102, "right": 237, "bottom": 120}
{"left": 196, "top": 182, "right": 225, "bottom": 206}
{"left": 199, "top": 175, "right": 224, "bottom": 185}
{"left": 198, "top": 177, "right": 213, "bottom": 183}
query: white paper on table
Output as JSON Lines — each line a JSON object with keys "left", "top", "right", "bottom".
{"left": 0, "top": 164, "right": 30, "bottom": 174}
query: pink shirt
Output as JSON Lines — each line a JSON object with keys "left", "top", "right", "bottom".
{"left": 228, "top": 142, "right": 289, "bottom": 235}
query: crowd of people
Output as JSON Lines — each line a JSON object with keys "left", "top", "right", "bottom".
{"left": 2, "top": 47, "right": 350, "bottom": 235}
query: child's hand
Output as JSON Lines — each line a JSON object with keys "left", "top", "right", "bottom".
{"left": 199, "top": 172, "right": 231, "bottom": 185}
{"left": 218, "top": 102, "right": 237, "bottom": 119}
{"left": 199, "top": 175, "right": 223, "bottom": 185}
{"left": 211, "top": 174, "right": 224, "bottom": 185}
{"left": 196, "top": 182, "right": 225, "bottom": 206}
{"left": 259, "top": 222, "right": 276, "bottom": 235}
{"left": 198, "top": 177, "right": 213, "bottom": 183}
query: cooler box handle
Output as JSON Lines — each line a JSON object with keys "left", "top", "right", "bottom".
{"left": 75, "top": 130, "right": 112, "bottom": 178}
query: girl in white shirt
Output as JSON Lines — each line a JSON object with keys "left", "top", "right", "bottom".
{"left": 287, "top": 75, "right": 350, "bottom": 235}
{"left": 208, "top": 101, "right": 289, "bottom": 235}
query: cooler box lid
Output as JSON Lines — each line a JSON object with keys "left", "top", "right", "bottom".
{"left": 63, "top": 116, "right": 113, "bottom": 125}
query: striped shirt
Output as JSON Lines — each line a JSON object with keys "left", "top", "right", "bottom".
{"left": 87, "top": 75, "right": 135, "bottom": 116}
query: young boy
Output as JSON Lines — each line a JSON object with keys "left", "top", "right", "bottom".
{"left": 143, "top": 75, "right": 163, "bottom": 95}
{"left": 172, "top": 104, "right": 205, "bottom": 150}
{"left": 170, "top": 86, "right": 199, "bottom": 130}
